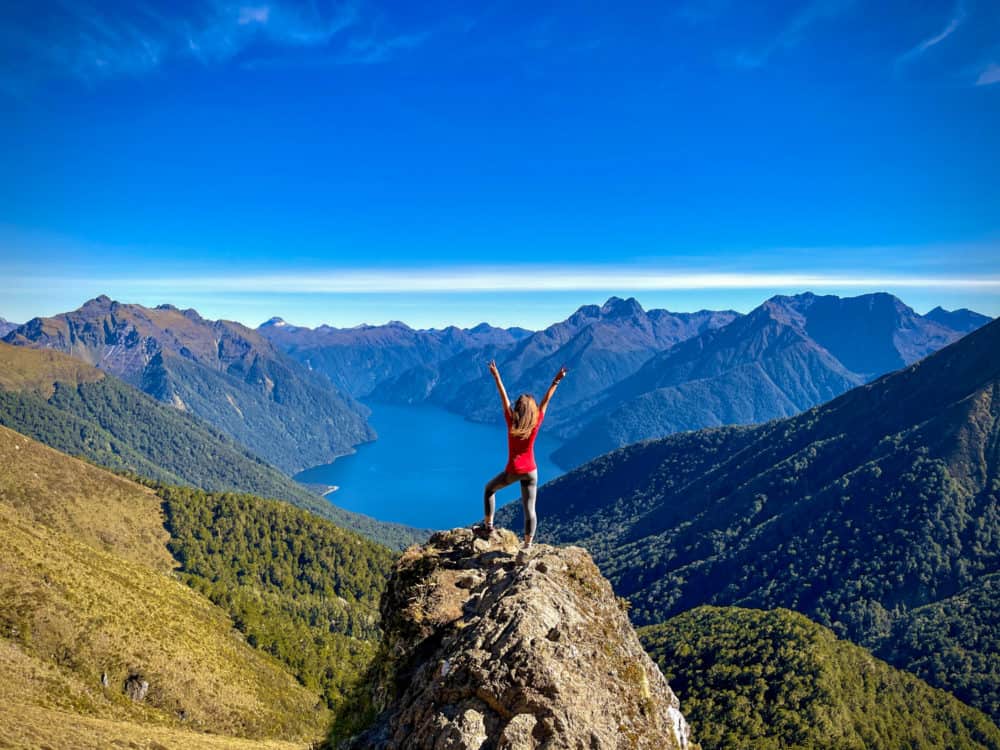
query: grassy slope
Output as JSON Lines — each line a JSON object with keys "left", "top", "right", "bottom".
{"left": 0, "top": 422, "right": 175, "bottom": 572}
{"left": 0, "top": 426, "right": 330, "bottom": 744}
{"left": 0, "top": 341, "right": 428, "bottom": 550}
{"left": 640, "top": 607, "right": 1000, "bottom": 750}
{"left": 0, "top": 341, "right": 104, "bottom": 395}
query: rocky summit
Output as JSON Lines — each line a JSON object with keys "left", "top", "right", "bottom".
{"left": 340, "top": 527, "right": 695, "bottom": 750}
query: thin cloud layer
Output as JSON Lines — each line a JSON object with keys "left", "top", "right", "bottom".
{"left": 75, "top": 267, "right": 1000, "bottom": 294}
{"left": 731, "top": 0, "right": 856, "bottom": 69}
{"left": 1, "top": 0, "right": 431, "bottom": 89}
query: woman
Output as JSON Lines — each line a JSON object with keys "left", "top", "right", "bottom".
{"left": 480, "top": 359, "right": 568, "bottom": 550}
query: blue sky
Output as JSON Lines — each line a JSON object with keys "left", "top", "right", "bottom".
{"left": 1, "top": 0, "right": 998, "bottom": 328}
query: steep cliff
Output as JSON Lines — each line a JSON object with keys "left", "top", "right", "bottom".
{"left": 334, "top": 527, "right": 695, "bottom": 749}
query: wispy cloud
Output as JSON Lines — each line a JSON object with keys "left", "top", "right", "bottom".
{"left": 0, "top": 0, "right": 435, "bottom": 91}
{"left": 977, "top": 62, "right": 1000, "bottom": 86}
{"left": 896, "top": 3, "right": 965, "bottom": 66}
{"left": 337, "top": 27, "right": 433, "bottom": 65}
{"left": 731, "top": 0, "right": 855, "bottom": 69}
{"left": 65, "top": 266, "right": 1000, "bottom": 294}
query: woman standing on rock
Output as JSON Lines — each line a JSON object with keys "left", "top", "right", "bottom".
{"left": 480, "top": 360, "right": 568, "bottom": 550}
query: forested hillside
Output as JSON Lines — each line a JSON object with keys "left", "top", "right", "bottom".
{"left": 500, "top": 316, "right": 1000, "bottom": 719}
{"left": 0, "top": 342, "right": 427, "bottom": 549}
{"left": 640, "top": 607, "right": 1000, "bottom": 750}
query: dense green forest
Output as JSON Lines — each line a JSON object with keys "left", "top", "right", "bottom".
{"left": 157, "top": 483, "right": 394, "bottom": 707}
{"left": 501, "top": 318, "right": 1000, "bottom": 720}
{"left": 0, "top": 345, "right": 427, "bottom": 549}
{"left": 878, "top": 573, "right": 1000, "bottom": 720}
{"left": 640, "top": 607, "right": 1000, "bottom": 750}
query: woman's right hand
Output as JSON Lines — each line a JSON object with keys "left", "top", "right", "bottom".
{"left": 553, "top": 365, "right": 568, "bottom": 383}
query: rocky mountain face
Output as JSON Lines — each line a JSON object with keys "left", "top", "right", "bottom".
{"left": 371, "top": 297, "right": 740, "bottom": 424}
{"left": 333, "top": 527, "right": 695, "bottom": 750}
{"left": 259, "top": 316, "right": 532, "bottom": 398}
{"left": 501, "top": 316, "right": 1000, "bottom": 720}
{"left": 0, "top": 318, "right": 18, "bottom": 337}
{"left": 3, "top": 296, "right": 373, "bottom": 473}
{"left": 552, "top": 292, "right": 988, "bottom": 467}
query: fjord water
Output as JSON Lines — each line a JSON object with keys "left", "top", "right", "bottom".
{"left": 295, "top": 402, "right": 566, "bottom": 530}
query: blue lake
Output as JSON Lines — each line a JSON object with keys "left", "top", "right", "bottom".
{"left": 295, "top": 402, "right": 566, "bottom": 530}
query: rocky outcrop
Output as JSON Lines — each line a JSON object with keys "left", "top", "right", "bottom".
{"left": 340, "top": 528, "right": 695, "bottom": 750}
{"left": 124, "top": 672, "right": 149, "bottom": 702}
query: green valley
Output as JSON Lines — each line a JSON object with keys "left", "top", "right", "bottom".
{"left": 0, "top": 341, "right": 427, "bottom": 549}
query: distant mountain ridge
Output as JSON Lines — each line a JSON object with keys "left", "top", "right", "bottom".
{"left": 4, "top": 296, "right": 373, "bottom": 474}
{"left": 499, "top": 315, "right": 1000, "bottom": 719}
{"left": 552, "top": 292, "right": 989, "bottom": 467}
{"left": 259, "top": 315, "right": 531, "bottom": 398}
{"left": 370, "top": 296, "right": 741, "bottom": 424}
{"left": 6, "top": 294, "right": 988, "bottom": 479}
{"left": 924, "top": 305, "right": 993, "bottom": 333}
{"left": 0, "top": 318, "right": 18, "bottom": 337}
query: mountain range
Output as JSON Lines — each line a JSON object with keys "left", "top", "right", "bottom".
{"left": 552, "top": 292, "right": 990, "bottom": 466}
{"left": 499, "top": 315, "right": 1000, "bottom": 721}
{"left": 4, "top": 296, "right": 373, "bottom": 474}
{"left": 8, "top": 293, "right": 987, "bottom": 482}
{"left": 0, "top": 317, "right": 18, "bottom": 337}
{"left": 269, "top": 295, "right": 730, "bottom": 422}
{"left": 371, "top": 297, "right": 741, "bottom": 427}
{"left": 259, "top": 316, "right": 531, "bottom": 398}
{"left": 327, "top": 292, "right": 984, "bottom": 469}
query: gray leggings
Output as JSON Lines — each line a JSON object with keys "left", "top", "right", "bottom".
{"left": 484, "top": 469, "right": 538, "bottom": 539}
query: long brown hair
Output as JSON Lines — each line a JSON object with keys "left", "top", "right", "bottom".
{"left": 510, "top": 394, "right": 539, "bottom": 439}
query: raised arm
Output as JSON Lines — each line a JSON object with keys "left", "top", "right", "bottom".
{"left": 488, "top": 359, "right": 511, "bottom": 415}
{"left": 539, "top": 365, "right": 568, "bottom": 415}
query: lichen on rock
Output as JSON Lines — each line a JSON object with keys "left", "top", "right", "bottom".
{"left": 335, "top": 527, "right": 695, "bottom": 749}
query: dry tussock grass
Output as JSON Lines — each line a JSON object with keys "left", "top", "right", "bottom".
{"left": 0, "top": 427, "right": 331, "bottom": 744}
